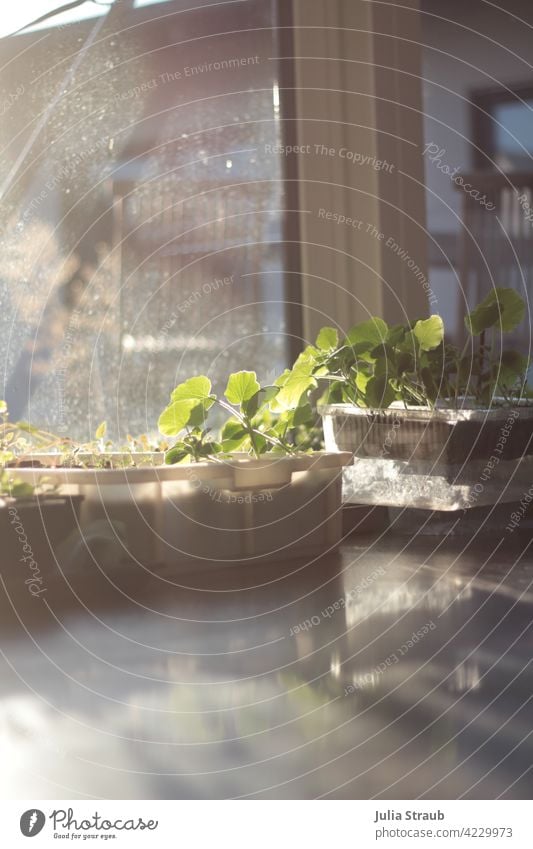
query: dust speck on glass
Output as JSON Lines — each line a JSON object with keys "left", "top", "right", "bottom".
{"left": 0, "top": 0, "right": 290, "bottom": 438}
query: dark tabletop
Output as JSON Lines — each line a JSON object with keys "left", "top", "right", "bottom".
{"left": 1, "top": 521, "right": 532, "bottom": 800}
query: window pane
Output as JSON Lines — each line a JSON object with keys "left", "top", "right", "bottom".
{"left": 0, "top": 0, "right": 290, "bottom": 438}
{"left": 492, "top": 99, "right": 533, "bottom": 169}
{"left": 0, "top": 2, "right": 108, "bottom": 38}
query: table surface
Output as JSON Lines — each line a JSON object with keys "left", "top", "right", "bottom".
{"left": 1, "top": 523, "right": 532, "bottom": 800}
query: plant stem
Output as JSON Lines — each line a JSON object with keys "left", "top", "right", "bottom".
{"left": 477, "top": 329, "right": 486, "bottom": 403}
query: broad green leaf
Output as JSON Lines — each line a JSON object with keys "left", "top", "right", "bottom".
{"left": 329, "top": 344, "right": 374, "bottom": 372}
{"left": 396, "top": 351, "right": 415, "bottom": 375}
{"left": 464, "top": 302, "right": 500, "bottom": 335}
{"left": 165, "top": 445, "right": 190, "bottom": 465}
{"left": 249, "top": 431, "right": 268, "bottom": 455}
{"left": 371, "top": 343, "right": 397, "bottom": 378}
{"left": 494, "top": 288, "right": 527, "bottom": 331}
{"left": 221, "top": 420, "right": 243, "bottom": 438}
{"left": 345, "top": 317, "right": 388, "bottom": 349}
{"left": 413, "top": 315, "right": 444, "bottom": 351}
{"left": 272, "top": 349, "right": 319, "bottom": 411}
{"left": 197, "top": 441, "right": 222, "bottom": 457}
{"left": 269, "top": 415, "right": 290, "bottom": 437}
{"left": 373, "top": 357, "right": 396, "bottom": 380}
{"left": 355, "top": 370, "right": 371, "bottom": 393}
{"left": 322, "top": 381, "right": 344, "bottom": 404}
{"left": 0, "top": 400, "right": 7, "bottom": 414}
{"left": 225, "top": 371, "right": 260, "bottom": 405}
{"left": 220, "top": 419, "right": 250, "bottom": 452}
{"left": 273, "top": 368, "right": 291, "bottom": 390}
{"left": 370, "top": 341, "right": 393, "bottom": 360}
{"left": 397, "top": 329, "right": 420, "bottom": 355}
{"left": 242, "top": 385, "right": 279, "bottom": 418}
{"left": 386, "top": 325, "right": 406, "bottom": 346}
{"left": 202, "top": 441, "right": 222, "bottom": 454}
{"left": 465, "top": 288, "right": 525, "bottom": 334}
{"left": 363, "top": 375, "right": 396, "bottom": 408}
{"left": 95, "top": 421, "right": 107, "bottom": 440}
{"left": 274, "top": 373, "right": 317, "bottom": 411}
{"left": 298, "top": 345, "right": 320, "bottom": 365}
{"left": 158, "top": 399, "right": 198, "bottom": 435}
{"left": 187, "top": 397, "right": 215, "bottom": 428}
{"left": 171, "top": 375, "right": 212, "bottom": 403}
{"left": 316, "top": 326, "right": 339, "bottom": 351}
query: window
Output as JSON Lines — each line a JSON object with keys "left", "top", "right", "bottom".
{"left": 472, "top": 84, "right": 533, "bottom": 171}
{"left": 0, "top": 0, "right": 299, "bottom": 437}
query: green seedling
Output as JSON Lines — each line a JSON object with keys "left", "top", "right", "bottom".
{"left": 275, "top": 288, "right": 529, "bottom": 413}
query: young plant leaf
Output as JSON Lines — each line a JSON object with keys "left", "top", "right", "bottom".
{"left": 345, "top": 317, "right": 388, "bottom": 349}
{"left": 242, "top": 385, "right": 279, "bottom": 418}
{"left": 272, "top": 348, "right": 319, "bottom": 411}
{"left": 158, "top": 399, "right": 198, "bottom": 436}
{"left": 316, "top": 326, "right": 339, "bottom": 351}
{"left": 464, "top": 302, "right": 500, "bottom": 335}
{"left": 363, "top": 374, "right": 396, "bottom": 408}
{"left": 274, "top": 373, "right": 317, "bottom": 411}
{"left": 494, "top": 288, "right": 526, "bottom": 331}
{"left": 95, "top": 421, "right": 107, "bottom": 441}
{"left": 249, "top": 431, "right": 268, "bottom": 455}
{"left": 161, "top": 376, "right": 216, "bottom": 435}
{"left": 187, "top": 398, "right": 215, "bottom": 428}
{"left": 165, "top": 445, "right": 191, "bottom": 465}
{"left": 220, "top": 419, "right": 250, "bottom": 452}
{"left": 386, "top": 325, "right": 406, "bottom": 346}
{"left": 322, "top": 380, "right": 344, "bottom": 404}
{"left": 225, "top": 371, "right": 260, "bottom": 405}
{"left": 465, "top": 288, "right": 525, "bottom": 334}
{"left": 354, "top": 370, "right": 371, "bottom": 394}
{"left": 395, "top": 351, "right": 415, "bottom": 375}
{"left": 413, "top": 315, "right": 444, "bottom": 351}
{"left": 171, "top": 375, "right": 212, "bottom": 402}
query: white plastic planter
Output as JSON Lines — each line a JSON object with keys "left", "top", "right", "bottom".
{"left": 320, "top": 402, "right": 533, "bottom": 510}
{"left": 11, "top": 452, "right": 350, "bottom": 569}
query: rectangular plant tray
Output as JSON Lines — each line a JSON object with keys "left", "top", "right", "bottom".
{"left": 319, "top": 403, "right": 533, "bottom": 510}
{"left": 9, "top": 452, "right": 351, "bottom": 569}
